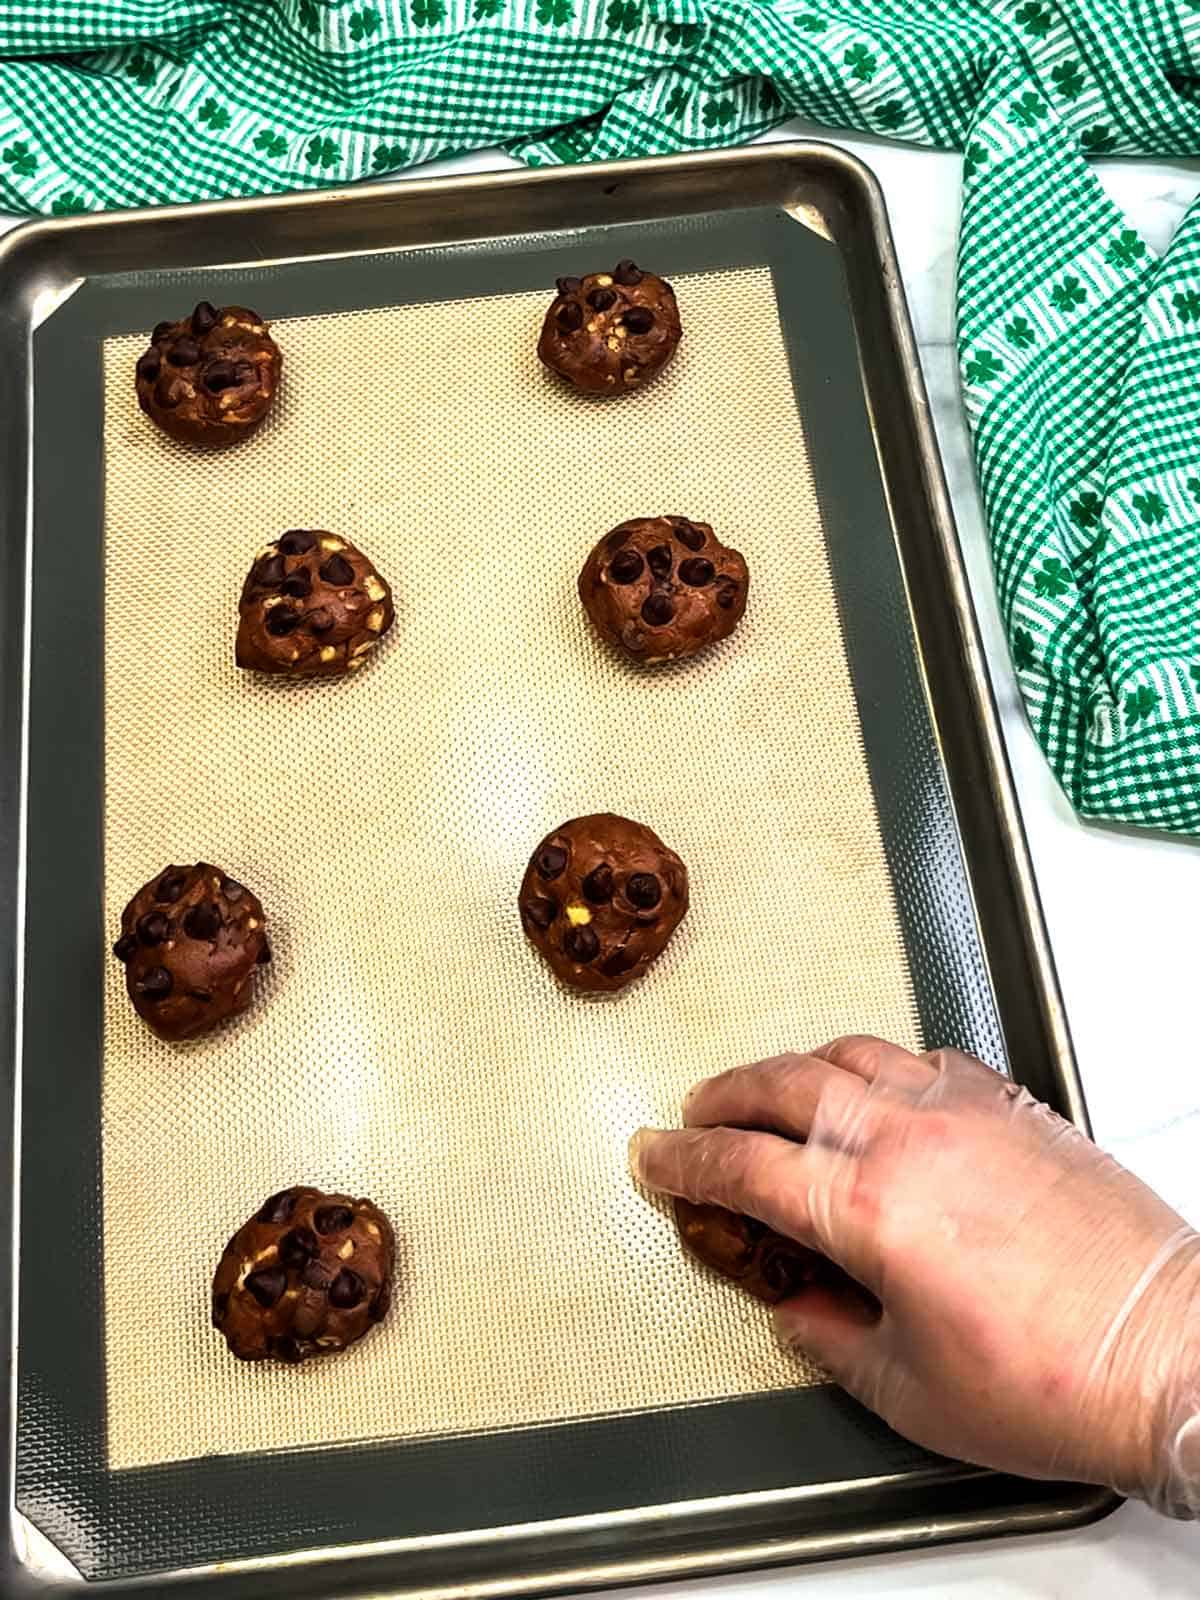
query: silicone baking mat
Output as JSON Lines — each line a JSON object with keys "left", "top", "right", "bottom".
{"left": 99, "top": 266, "right": 921, "bottom": 1472}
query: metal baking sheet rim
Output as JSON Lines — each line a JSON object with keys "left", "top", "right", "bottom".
{"left": 0, "top": 144, "right": 1119, "bottom": 1597}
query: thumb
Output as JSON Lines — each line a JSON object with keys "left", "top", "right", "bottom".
{"left": 773, "top": 1281, "right": 886, "bottom": 1401}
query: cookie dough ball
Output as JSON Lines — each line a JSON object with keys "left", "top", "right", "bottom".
{"left": 579, "top": 516, "right": 749, "bottom": 663}
{"left": 111, "top": 864, "right": 270, "bottom": 1042}
{"left": 236, "top": 529, "right": 394, "bottom": 677}
{"left": 538, "top": 260, "right": 681, "bottom": 396}
{"left": 212, "top": 1186, "right": 394, "bottom": 1364}
{"left": 135, "top": 302, "right": 282, "bottom": 447}
{"left": 675, "top": 1198, "right": 829, "bottom": 1305}
{"left": 519, "top": 813, "right": 688, "bottom": 993}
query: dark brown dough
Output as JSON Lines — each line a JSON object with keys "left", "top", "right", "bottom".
{"left": 538, "top": 260, "right": 681, "bottom": 396}
{"left": 112, "top": 864, "right": 270, "bottom": 1042}
{"left": 579, "top": 517, "right": 749, "bottom": 662}
{"left": 135, "top": 303, "right": 282, "bottom": 447}
{"left": 212, "top": 1185, "right": 394, "bottom": 1364}
{"left": 675, "top": 1197, "right": 829, "bottom": 1304}
{"left": 519, "top": 813, "right": 688, "bottom": 993}
{"left": 236, "top": 530, "right": 394, "bottom": 677}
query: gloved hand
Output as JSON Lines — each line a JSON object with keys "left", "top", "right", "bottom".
{"left": 630, "top": 1037, "right": 1200, "bottom": 1516}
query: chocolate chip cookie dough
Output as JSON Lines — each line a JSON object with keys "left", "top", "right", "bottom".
{"left": 236, "top": 529, "right": 394, "bottom": 677}
{"left": 579, "top": 517, "right": 749, "bottom": 662}
{"left": 675, "top": 1198, "right": 829, "bottom": 1305}
{"left": 212, "top": 1185, "right": 394, "bottom": 1364}
{"left": 135, "top": 302, "right": 282, "bottom": 447}
{"left": 112, "top": 864, "right": 270, "bottom": 1042}
{"left": 519, "top": 814, "right": 688, "bottom": 992}
{"left": 538, "top": 261, "right": 682, "bottom": 395}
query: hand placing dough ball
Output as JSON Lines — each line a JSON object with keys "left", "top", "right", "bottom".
{"left": 519, "top": 813, "right": 688, "bottom": 993}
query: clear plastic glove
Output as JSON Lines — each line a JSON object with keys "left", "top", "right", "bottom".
{"left": 630, "top": 1037, "right": 1200, "bottom": 1516}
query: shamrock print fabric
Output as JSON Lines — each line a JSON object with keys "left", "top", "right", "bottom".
{"left": 4, "top": 1, "right": 1200, "bottom": 829}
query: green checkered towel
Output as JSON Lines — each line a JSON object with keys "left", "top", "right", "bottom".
{"left": 3, "top": 2, "right": 1200, "bottom": 831}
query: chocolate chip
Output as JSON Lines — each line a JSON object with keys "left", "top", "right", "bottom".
{"left": 646, "top": 544, "right": 672, "bottom": 579}
{"left": 556, "top": 275, "right": 583, "bottom": 296}
{"left": 523, "top": 895, "right": 557, "bottom": 930}
{"left": 183, "top": 902, "right": 221, "bottom": 940}
{"left": 564, "top": 926, "right": 600, "bottom": 963}
{"left": 536, "top": 844, "right": 568, "bottom": 880}
{"left": 675, "top": 522, "right": 706, "bottom": 551}
{"left": 271, "top": 1335, "right": 304, "bottom": 1363}
{"left": 221, "top": 878, "right": 245, "bottom": 902}
{"left": 556, "top": 301, "right": 583, "bottom": 334}
{"left": 606, "top": 528, "right": 631, "bottom": 552}
{"left": 256, "top": 940, "right": 272, "bottom": 964}
{"left": 156, "top": 872, "right": 186, "bottom": 903}
{"left": 624, "top": 306, "right": 654, "bottom": 334}
{"left": 265, "top": 605, "right": 301, "bottom": 636}
{"left": 369, "top": 1282, "right": 392, "bottom": 1322}
{"left": 600, "top": 947, "right": 639, "bottom": 977}
{"left": 627, "top": 872, "right": 661, "bottom": 909}
{"left": 136, "top": 350, "right": 161, "bottom": 383}
{"left": 255, "top": 553, "right": 286, "bottom": 588}
{"left": 314, "top": 1204, "right": 353, "bottom": 1235}
{"left": 212, "top": 1291, "right": 229, "bottom": 1324}
{"left": 154, "top": 375, "right": 186, "bottom": 409}
{"left": 191, "top": 301, "right": 218, "bottom": 335}
{"left": 588, "top": 287, "right": 617, "bottom": 310}
{"left": 307, "top": 608, "right": 335, "bottom": 634}
{"left": 137, "top": 911, "right": 170, "bottom": 946}
{"left": 613, "top": 259, "right": 643, "bottom": 286}
{"left": 329, "top": 1269, "right": 365, "bottom": 1309}
{"left": 279, "top": 1226, "right": 318, "bottom": 1268}
{"left": 189, "top": 990, "right": 213, "bottom": 1003}
{"left": 302, "top": 1258, "right": 335, "bottom": 1290}
{"left": 279, "top": 530, "right": 316, "bottom": 556}
{"left": 680, "top": 557, "right": 716, "bottom": 587}
{"left": 135, "top": 965, "right": 173, "bottom": 999}
{"left": 281, "top": 567, "right": 312, "bottom": 599}
{"left": 716, "top": 580, "right": 739, "bottom": 610}
{"left": 203, "top": 359, "right": 240, "bottom": 393}
{"left": 583, "top": 864, "right": 614, "bottom": 903}
{"left": 167, "top": 337, "right": 201, "bottom": 367}
{"left": 152, "top": 321, "right": 173, "bottom": 343}
{"left": 641, "top": 592, "right": 674, "bottom": 626}
{"left": 257, "top": 1190, "right": 296, "bottom": 1224}
{"left": 761, "top": 1248, "right": 813, "bottom": 1298}
{"left": 320, "top": 554, "right": 354, "bottom": 587}
{"left": 113, "top": 932, "right": 138, "bottom": 962}
{"left": 609, "top": 549, "right": 645, "bottom": 585}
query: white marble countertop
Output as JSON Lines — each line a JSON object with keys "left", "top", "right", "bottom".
{"left": 4, "top": 122, "right": 1199, "bottom": 1594}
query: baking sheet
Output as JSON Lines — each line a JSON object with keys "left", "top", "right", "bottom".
{"left": 100, "top": 265, "right": 921, "bottom": 1472}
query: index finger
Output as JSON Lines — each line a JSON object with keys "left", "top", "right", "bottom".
{"left": 630, "top": 1125, "right": 819, "bottom": 1248}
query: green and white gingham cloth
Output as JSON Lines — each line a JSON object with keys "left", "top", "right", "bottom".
{"left": 4, "top": 2, "right": 1200, "bottom": 831}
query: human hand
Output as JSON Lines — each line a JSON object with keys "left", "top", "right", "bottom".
{"left": 631, "top": 1037, "right": 1200, "bottom": 1514}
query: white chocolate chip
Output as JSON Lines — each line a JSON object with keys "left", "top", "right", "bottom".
{"left": 319, "top": 645, "right": 336, "bottom": 663}
{"left": 352, "top": 641, "right": 375, "bottom": 658}
{"left": 364, "top": 575, "right": 386, "bottom": 602}
{"left": 255, "top": 544, "right": 277, "bottom": 560}
{"left": 566, "top": 904, "right": 592, "bottom": 926}
{"left": 587, "top": 320, "right": 600, "bottom": 334}
{"left": 595, "top": 274, "right": 613, "bottom": 287}
{"left": 247, "top": 917, "right": 259, "bottom": 931}
{"left": 364, "top": 1221, "right": 380, "bottom": 1238}
{"left": 347, "top": 656, "right": 365, "bottom": 671}
{"left": 338, "top": 1239, "right": 355, "bottom": 1260}
{"left": 366, "top": 607, "right": 385, "bottom": 633}
{"left": 263, "top": 595, "right": 284, "bottom": 609}
{"left": 606, "top": 337, "right": 620, "bottom": 352}
{"left": 319, "top": 536, "right": 346, "bottom": 551}
{"left": 623, "top": 368, "right": 637, "bottom": 383}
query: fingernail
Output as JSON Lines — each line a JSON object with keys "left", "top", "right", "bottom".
{"left": 627, "top": 1127, "right": 657, "bottom": 1182}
